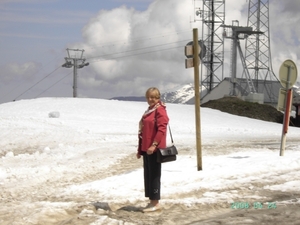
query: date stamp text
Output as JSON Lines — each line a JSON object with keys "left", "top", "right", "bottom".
{"left": 231, "top": 202, "right": 277, "bottom": 209}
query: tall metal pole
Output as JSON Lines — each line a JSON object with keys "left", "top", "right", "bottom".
{"left": 244, "top": 0, "right": 278, "bottom": 104}
{"left": 73, "top": 59, "right": 78, "bottom": 97}
{"left": 255, "top": 0, "right": 261, "bottom": 85}
{"left": 200, "top": 0, "right": 225, "bottom": 96}
{"left": 231, "top": 30, "right": 237, "bottom": 96}
{"left": 280, "top": 66, "right": 291, "bottom": 156}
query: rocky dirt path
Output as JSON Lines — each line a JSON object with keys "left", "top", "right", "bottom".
{"left": 69, "top": 150, "right": 300, "bottom": 225}
{"left": 1, "top": 143, "right": 300, "bottom": 225}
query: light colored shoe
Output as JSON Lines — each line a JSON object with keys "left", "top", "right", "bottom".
{"left": 142, "top": 204, "right": 161, "bottom": 213}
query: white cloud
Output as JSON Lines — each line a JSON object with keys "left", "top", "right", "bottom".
{"left": 0, "top": 62, "right": 40, "bottom": 83}
{"left": 78, "top": 0, "right": 300, "bottom": 99}
{"left": 267, "top": 0, "right": 300, "bottom": 77}
{"left": 75, "top": 0, "right": 195, "bottom": 98}
{"left": 82, "top": 7, "right": 133, "bottom": 46}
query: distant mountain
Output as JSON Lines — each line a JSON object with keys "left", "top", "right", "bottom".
{"left": 161, "top": 83, "right": 195, "bottom": 104}
{"left": 111, "top": 81, "right": 300, "bottom": 106}
{"left": 292, "top": 82, "right": 300, "bottom": 105}
{"left": 110, "top": 96, "right": 145, "bottom": 102}
{"left": 111, "top": 84, "right": 196, "bottom": 104}
{"left": 293, "top": 81, "right": 300, "bottom": 94}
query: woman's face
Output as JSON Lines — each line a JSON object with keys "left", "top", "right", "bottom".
{"left": 146, "top": 91, "right": 159, "bottom": 107}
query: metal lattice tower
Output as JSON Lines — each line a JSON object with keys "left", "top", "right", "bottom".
{"left": 222, "top": 20, "right": 262, "bottom": 96}
{"left": 242, "top": 0, "right": 279, "bottom": 103}
{"left": 195, "top": 0, "right": 225, "bottom": 97}
{"left": 62, "top": 48, "right": 89, "bottom": 97}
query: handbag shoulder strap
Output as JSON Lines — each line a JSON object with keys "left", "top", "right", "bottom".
{"left": 168, "top": 124, "right": 174, "bottom": 144}
{"left": 155, "top": 108, "right": 174, "bottom": 144}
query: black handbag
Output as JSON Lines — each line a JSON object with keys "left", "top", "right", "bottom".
{"left": 157, "top": 125, "right": 178, "bottom": 163}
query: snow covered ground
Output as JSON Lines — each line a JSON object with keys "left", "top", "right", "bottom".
{"left": 0, "top": 98, "right": 300, "bottom": 224}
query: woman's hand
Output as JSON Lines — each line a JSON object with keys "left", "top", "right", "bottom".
{"left": 136, "top": 152, "right": 141, "bottom": 159}
{"left": 146, "top": 145, "right": 156, "bottom": 155}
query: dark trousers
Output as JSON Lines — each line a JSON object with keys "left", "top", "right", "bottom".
{"left": 143, "top": 151, "right": 161, "bottom": 200}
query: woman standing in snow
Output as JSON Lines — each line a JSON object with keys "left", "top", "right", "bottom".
{"left": 137, "top": 87, "right": 169, "bottom": 213}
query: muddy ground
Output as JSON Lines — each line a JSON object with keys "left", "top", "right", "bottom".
{"left": 1, "top": 146, "right": 299, "bottom": 225}
{"left": 201, "top": 96, "right": 284, "bottom": 124}
{"left": 84, "top": 149, "right": 300, "bottom": 225}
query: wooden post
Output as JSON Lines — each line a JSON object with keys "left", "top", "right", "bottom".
{"left": 193, "top": 28, "right": 202, "bottom": 171}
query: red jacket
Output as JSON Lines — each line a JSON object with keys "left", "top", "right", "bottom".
{"left": 138, "top": 102, "right": 169, "bottom": 155}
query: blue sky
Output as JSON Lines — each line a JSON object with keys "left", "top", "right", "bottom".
{"left": 0, "top": 0, "right": 156, "bottom": 103}
{"left": 1, "top": 0, "right": 152, "bottom": 63}
{"left": 0, "top": 0, "right": 299, "bottom": 104}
